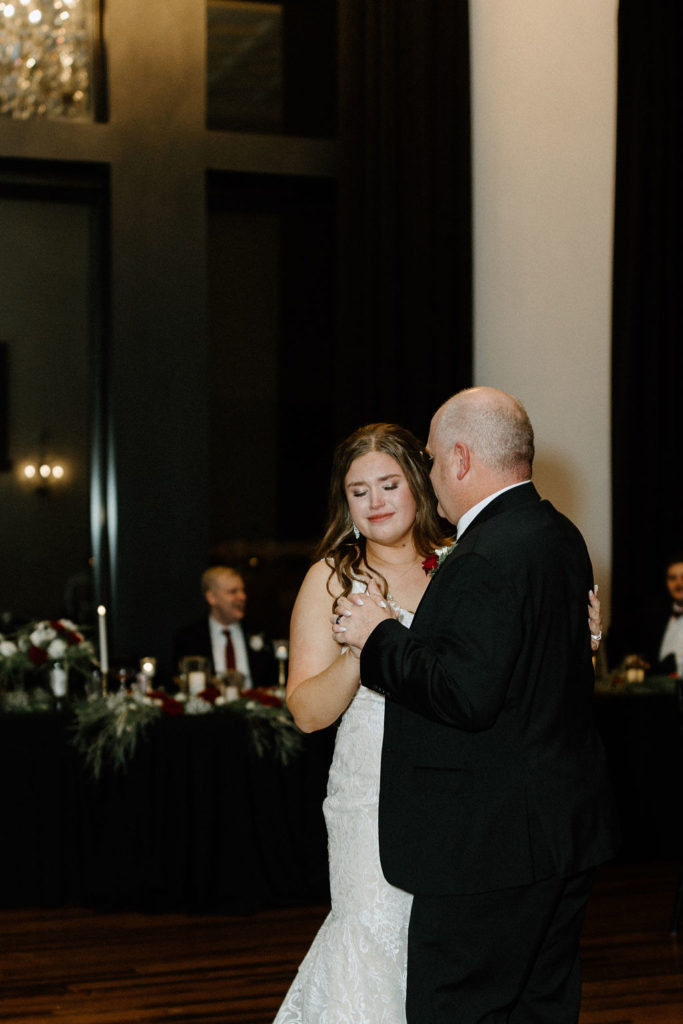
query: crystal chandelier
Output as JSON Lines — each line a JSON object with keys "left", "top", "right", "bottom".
{"left": 0, "top": 0, "right": 95, "bottom": 120}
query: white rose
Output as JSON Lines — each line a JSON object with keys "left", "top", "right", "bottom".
{"left": 249, "top": 633, "right": 265, "bottom": 652}
{"left": 47, "top": 638, "right": 68, "bottom": 659}
{"left": 30, "top": 624, "right": 57, "bottom": 646}
{"left": 0, "top": 640, "right": 18, "bottom": 657}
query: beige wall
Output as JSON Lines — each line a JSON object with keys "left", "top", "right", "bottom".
{"left": 470, "top": 0, "right": 617, "bottom": 621}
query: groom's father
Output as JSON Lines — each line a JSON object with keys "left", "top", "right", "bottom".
{"left": 333, "top": 387, "right": 619, "bottom": 1024}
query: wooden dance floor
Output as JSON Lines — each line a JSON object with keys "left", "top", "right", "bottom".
{"left": 0, "top": 860, "right": 681, "bottom": 1023}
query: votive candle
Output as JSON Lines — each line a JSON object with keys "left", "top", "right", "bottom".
{"left": 188, "top": 671, "right": 206, "bottom": 696}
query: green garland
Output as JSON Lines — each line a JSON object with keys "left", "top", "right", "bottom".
{"left": 72, "top": 691, "right": 161, "bottom": 779}
{"left": 594, "top": 673, "right": 677, "bottom": 697}
{"left": 218, "top": 697, "right": 305, "bottom": 764}
{"left": 71, "top": 689, "right": 304, "bottom": 780}
{"left": 0, "top": 685, "right": 54, "bottom": 713}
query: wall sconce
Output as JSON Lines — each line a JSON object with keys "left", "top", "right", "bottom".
{"left": 23, "top": 460, "right": 66, "bottom": 486}
{"left": 20, "top": 432, "right": 67, "bottom": 493}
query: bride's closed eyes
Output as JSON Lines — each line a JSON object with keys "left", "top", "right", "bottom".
{"left": 346, "top": 473, "right": 403, "bottom": 495}
{"left": 350, "top": 482, "right": 400, "bottom": 498}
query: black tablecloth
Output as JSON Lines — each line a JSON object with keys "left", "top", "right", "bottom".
{"left": 593, "top": 690, "right": 683, "bottom": 860}
{"left": 1, "top": 711, "right": 335, "bottom": 913}
{"left": 4, "top": 689, "right": 678, "bottom": 913}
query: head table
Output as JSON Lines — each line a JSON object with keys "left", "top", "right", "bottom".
{"left": 0, "top": 709, "right": 335, "bottom": 914}
{"left": 2, "top": 678, "right": 680, "bottom": 915}
{"left": 593, "top": 677, "right": 683, "bottom": 861}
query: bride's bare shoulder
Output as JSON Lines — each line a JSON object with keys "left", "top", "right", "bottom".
{"left": 297, "top": 558, "right": 341, "bottom": 599}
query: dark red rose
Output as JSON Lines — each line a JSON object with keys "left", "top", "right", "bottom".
{"left": 198, "top": 685, "right": 220, "bottom": 705}
{"left": 422, "top": 554, "right": 439, "bottom": 575}
{"left": 29, "top": 645, "right": 49, "bottom": 667}
{"left": 147, "top": 690, "right": 184, "bottom": 716}
{"left": 241, "top": 687, "right": 282, "bottom": 708}
{"left": 51, "top": 620, "right": 83, "bottom": 645}
{"left": 160, "top": 695, "right": 184, "bottom": 716}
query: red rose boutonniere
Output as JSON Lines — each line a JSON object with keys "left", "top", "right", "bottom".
{"left": 422, "top": 553, "right": 439, "bottom": 575}
{"left": 422, "top": 543, "right": 457, "bottom": 577}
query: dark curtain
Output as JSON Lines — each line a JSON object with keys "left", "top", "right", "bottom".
{"left": 610, "top": 2, "right": 683, "bottom": 658}
{"left": 336, "top": 0, "right": 472, "bottom": 443}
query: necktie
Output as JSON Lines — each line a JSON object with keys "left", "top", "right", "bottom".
{"left": 673, "top": 604, "right": 683, "bottom": 619}
{"left": 223, "top": 629, "right": 236, "bottom": 671}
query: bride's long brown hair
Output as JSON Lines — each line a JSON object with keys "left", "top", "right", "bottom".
{"left": 315, "top": 423, "right": 452, "bottom": 599}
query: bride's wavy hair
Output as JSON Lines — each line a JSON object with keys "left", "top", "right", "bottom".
{"left": 315, "top": 423, "right": 452, "bottom": 599}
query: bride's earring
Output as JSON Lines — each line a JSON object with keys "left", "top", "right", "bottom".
{"left": 352, "top": 522, "right": 360, "bottom": 540}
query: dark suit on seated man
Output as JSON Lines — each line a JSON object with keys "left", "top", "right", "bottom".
{"left": 173, "top": 566, "right": 277, "bottom": 688}
{"left": 607, "top": 554, "right": 683, "bottom": 675}
{"left": 652, "top": 556, "right": 683, "bottom": 675}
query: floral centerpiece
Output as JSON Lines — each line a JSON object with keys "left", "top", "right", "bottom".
{"left": 0, "top": 619, "right": 97, "bottom": 694}
{"left": 71, "top": 685, "right": 303, "bottom": 779}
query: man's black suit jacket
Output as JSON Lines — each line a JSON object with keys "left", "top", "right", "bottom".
{"left": 172, "top": 619, "right": 277, "bottom": 689}
{"left": 361, "top": 483, "right": 620, "bottom": 896}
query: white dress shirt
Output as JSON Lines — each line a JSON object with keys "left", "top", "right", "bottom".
{"left": 659, "top": 615, "right": 683, "bottom": 675}
{"left": 209, "top": 617, "right": 253, "bottom": 686}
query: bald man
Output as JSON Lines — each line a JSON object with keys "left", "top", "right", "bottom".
{"left": 334, "top": 387, "right": 619, "bottom": 1024}
{"left": 173, "top": 566, "right": 276, "bottom": 689}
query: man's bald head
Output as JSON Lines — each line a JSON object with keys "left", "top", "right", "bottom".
{"left": 426, "top": 387, "right": 534, "bottom": 526}
{"left": 431, "top": 387, "right": 534, "bottom": 479}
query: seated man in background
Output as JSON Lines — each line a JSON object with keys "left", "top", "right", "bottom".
{"left": 656, "top": 554, "right": 683, "bottom": 675}
{"left": 608, "top": 552, "right": 683, "bottom": 675}
{"left": 174, "top": 566, "right": 277, "bottom": 688}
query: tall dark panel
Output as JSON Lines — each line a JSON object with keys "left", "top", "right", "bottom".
{"left": 610, "top": 2, "right": 683, "bottom": 658}
{"left": 207, "top": 173, "right": 336, "bottom": 524}
{"left": 206, "top": 171, "right": 337, "bottom": 635}
{"left": 207, "top": 0, "right": 337, "bottom": 137}
{"left": 0, "top": 161, "right": 109, "bottom": 628}
{"left": 336, "top": 0, "right": 473, "bottom": 442}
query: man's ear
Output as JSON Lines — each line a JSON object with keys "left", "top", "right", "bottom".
{"left": 454, "top": 441, "right": 470, "bottom": 481}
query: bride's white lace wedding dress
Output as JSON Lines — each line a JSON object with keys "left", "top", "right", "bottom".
{"left": 273, "top": 599, "right": 414, "bottom": 1024}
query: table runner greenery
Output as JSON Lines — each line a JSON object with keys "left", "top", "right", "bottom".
{"left": 71, "top": 687, "right": 304, "bottom": 778}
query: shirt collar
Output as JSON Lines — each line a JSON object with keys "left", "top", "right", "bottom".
{"left": 456, "top": 480, "right": 532, "bottom": 539}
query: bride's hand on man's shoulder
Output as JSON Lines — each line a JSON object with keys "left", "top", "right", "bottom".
{"left": 588, "top": 585, "right": 603, "bottom": 652}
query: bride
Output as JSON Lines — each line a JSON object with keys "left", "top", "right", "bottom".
{"left": 273, "top": 422, "right": 603, "bottom": 1024}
